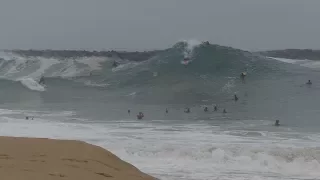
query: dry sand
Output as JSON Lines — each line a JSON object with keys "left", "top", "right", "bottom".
{"left": 0, "top": 136, "right": 156, "bottom": 180}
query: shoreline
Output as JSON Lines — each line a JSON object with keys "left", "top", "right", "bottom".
{"left": 0, "top": 136, "right": 156, "bottom": 180}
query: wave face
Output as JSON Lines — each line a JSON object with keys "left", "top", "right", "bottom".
{"left": 1, "top": 41, "right": 320, "bottom": 123}
{"left": 101, "top": 41, "right": 281, "bottom": 104}
{"left": 0, "top": 41, "right": 270, "bottom": 100}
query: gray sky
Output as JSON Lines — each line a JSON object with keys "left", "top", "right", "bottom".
{"left": 0, "top": 0, "right": 320, "bottom": 51}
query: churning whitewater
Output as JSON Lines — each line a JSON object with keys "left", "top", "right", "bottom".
{"left": 0, "top": 40, "right": 320, "bottom": 180}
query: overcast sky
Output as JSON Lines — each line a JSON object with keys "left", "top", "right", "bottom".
{"left": 0, "top": 0, "right": 319, "bottom": 51}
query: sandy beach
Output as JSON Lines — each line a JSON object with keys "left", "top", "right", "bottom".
{"left": 0, "top": 136, "right": 155, "bottom": 180}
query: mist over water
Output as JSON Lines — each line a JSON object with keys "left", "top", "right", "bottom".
{"left": 0, "top": 40, "right": 320, "bottom": 180}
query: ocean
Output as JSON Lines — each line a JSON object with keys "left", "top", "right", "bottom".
{"left": 0, "top": 40, "right": 319, "bottom": 180}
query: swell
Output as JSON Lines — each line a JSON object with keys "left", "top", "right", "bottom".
{"left": 97, "top": 41, "right": 289, "bottom": 104}
{"left": 0, "top": 40, "right": 302, "bottom": 102}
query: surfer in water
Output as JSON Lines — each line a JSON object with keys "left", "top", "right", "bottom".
{"left": 25, "top": 116, "right": 34, "bottom": 120}
{"left": 39, "top": 76, "right": 45, "bottom": 85}
{"left": 182, "top": 57, "right": 190, "bottom": 66}
{"left": 165, "top": 108, "right": 168, "bottom": 113}
{"left": 214, "top": 105, "right": 218, "bottom": 111}
{"left": 306, "top": 80, "right": 312, "bottom": 85}
{"left": 234, "top": 94, "right": 239, "bottom": 101}
{"left": 240, "top": 72, "right": 246, "bottom": 83}
{"left": 274, "top": 120, "right": 280, "bottom": 126}
{"left": 184, "top": 108, "right": 190, "bottom": 113}
{"left": 223, "top": 109, "right": 227, "bottom": 114}
{"left": 112, "top": 61, "right": 119, "bottom": 68}
{"left": 204, "top": 107, "right": 208, "bottom": 112}
{"left": 137, "top": 112, "right": 144, "bottom": 119}
{"left": 203, "top": 41, "right": 210, "bottom": 46}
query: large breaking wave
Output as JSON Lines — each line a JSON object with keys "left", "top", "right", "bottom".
{"left": 0, "top": 50, "right": 110, "bottom": 91}
{"left": 0, "top": 40, "right": 315, "bottom": 105}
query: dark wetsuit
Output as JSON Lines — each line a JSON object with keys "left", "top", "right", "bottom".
{"left": 204, "top": 107, "right": 208, "bottom": 112}
{"left": 234, "top": 95, "right": 238, "bottom": 101}
{"left": 39, "top": 77, "right": 45, "bottom": 84}
{"left": 137, "top": 112, "right": 144, "bottom": 119}
{"left": 113, "top": 61, "right": 119, "bottom": 67}
{"left": 306, "top": 80, "right": 312, "bottom": 85}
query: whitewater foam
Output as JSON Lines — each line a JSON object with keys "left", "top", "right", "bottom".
{"left": 181, "top": 39, "right": 202, "bottom": 60}
{"left": 182, "top": 39, "right": 202, "bottom": 52}
{"left": 222, "top": 78, "right": 236, "bottom": 93}
{"left": 18, "top": 77, "right": 46, "bottom": 92}
{"left": 268, "top": 57, "right": 320, "bottom": 69}
{"left": 111, "top": 61, "right": 141, "bottom": 72}
{"left": 26, "top": 57, "right": 59, "bottom": 79}
{"left": 0, "top": 51, "right": 111, "bottom": 90}
{"left": 75, "top": 56, "right": 106, "bottom": 70}
{"left": 2, "top": 53, "right": 28, "bottom": 76}
{"left": 0, "top": 108, "right": 319, "bottom": 180}
{"left": 84, "top": 81, "right": 110, "bottom": 87}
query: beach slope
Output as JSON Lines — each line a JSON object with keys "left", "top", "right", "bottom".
{"left": 0, "top": 136, "right": 155, "bottom": 180}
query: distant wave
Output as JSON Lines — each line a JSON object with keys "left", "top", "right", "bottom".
{"left": 267, "top": 57, "right": 320, "bottom": 69}
{"left": 259, "top": 49, "right": 320, "bottom": 61}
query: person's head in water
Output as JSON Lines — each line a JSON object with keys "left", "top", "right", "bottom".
{"left": 223, "top": 109, "right": 227, "bottom": 113}
{"left": 137, "top": 112, "right": 144, "bottom": 117}
{"left": 137, "top": 113, "right": 143, "bottom": 119}
{"left": 234, "top": 94, "right": 238, "bottom": 101}
{"left": 166, "top": 108, "right": 168, "bottom": 113}
{"left": 214, "top": 105, "right": 217, "bottom": 111}
{"left": 275, "top": 120, "right": 280, "bottom": 126}
{"left": 128, "top": 109, "right": 130, "bottom": 114}
{"left": 204, "top": 107, "right": 208, "bottom": 112}
{"left": 307, "top": 80, "right": 312, "bottom": 84}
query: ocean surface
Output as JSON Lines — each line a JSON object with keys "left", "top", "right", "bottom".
{"left": 0, "top": 40, "right": 320, "bottom": 180}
